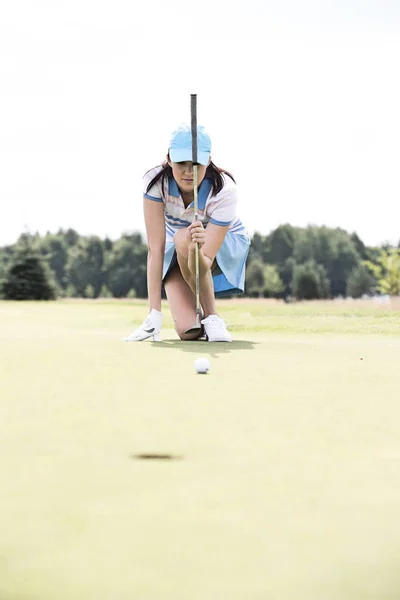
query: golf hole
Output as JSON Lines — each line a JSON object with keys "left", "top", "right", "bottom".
{"left": 132, "top": 453, "right": 183, "bottom": 461}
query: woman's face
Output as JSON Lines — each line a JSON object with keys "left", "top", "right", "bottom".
{"left": 168, "top": 158, "right": 209, "bottom": 195}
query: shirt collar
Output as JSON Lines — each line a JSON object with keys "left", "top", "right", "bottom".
{"left": 168, "top": 177, "right": 213, "bottom": 210}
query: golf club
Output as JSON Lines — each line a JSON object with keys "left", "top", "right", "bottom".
{"left": 184, "top": 93, "right": 202, "bottom": 335}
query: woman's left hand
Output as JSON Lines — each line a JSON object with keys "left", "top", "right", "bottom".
{"left": 186, "top": 220, "right": 206, "bottom": 251}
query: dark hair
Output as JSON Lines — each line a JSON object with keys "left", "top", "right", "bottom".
{"left": 145, "top": 158, "right": 236, "bottom": 198}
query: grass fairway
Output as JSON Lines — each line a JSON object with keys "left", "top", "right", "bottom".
{"left": 1, "top": 298, "right": 400, "bottom": 600}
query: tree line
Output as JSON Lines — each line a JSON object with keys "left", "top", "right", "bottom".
{"left": 0, "top": 225, "right": 399, "bottom": 300}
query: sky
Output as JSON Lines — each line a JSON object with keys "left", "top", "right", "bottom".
{"left": 1, "top": 0, "right": 399, "bottom": 247}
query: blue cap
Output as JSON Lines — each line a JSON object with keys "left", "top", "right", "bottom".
{"left": 169, "top": 123, "right": 211, "bottom": 166}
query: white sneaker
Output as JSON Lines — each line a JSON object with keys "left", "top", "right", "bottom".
{"left": 201, "top": 314, "right": 232, "bottom": 342}
{"left": 123, "top": 309, "right": 163, "bottom": 342}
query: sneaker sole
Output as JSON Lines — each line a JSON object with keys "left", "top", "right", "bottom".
{"left": 205, "top": 335, "right": 232, "bottom": 343}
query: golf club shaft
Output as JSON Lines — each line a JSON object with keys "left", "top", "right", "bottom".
{"left": 191, "top": 94, "right": 201, "bottom": 322}
{"left": 193, "top": 164, "right": 200, "bottom": 319}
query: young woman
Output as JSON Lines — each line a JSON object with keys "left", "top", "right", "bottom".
{"left": 124, "top": 123, "right": 250, "bottom": 342}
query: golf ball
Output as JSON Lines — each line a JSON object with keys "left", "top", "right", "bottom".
{"left": 194, "top": 357, "right": 210, "bottom": 374}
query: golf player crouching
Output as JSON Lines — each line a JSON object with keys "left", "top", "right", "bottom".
{"left": 124, "top": 124, "right": 250, "bottom": 343}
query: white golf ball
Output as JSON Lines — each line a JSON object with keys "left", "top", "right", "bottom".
{"left": 194, "top": 357, "right": 210, "bottom": 374}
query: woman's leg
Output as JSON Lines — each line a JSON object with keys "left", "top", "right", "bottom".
{"left": 163, "top": 265, "right": 203, "bottom": 341}
{"left": 165, "top": 237, "right": 232, "bottom": 343}
{"left": 173, "top": 229, "right": 217, "bottom": 317}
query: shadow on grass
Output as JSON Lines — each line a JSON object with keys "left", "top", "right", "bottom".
{"left": 150, "top": 339, "right": 258, "bottom": 355}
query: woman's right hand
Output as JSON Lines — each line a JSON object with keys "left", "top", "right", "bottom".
{"left": 186, "top": 220, "right": 206, "bottom": 251}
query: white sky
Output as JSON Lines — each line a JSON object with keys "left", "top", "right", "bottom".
{"left": 1, "top": 0, "right": 399, "bottom": 247}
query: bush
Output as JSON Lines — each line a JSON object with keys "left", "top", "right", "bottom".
{"left": 245, "top": 259, "right": 265, "bottom": 297}
{"left": 291, "top": 260, "right": 330, "bottom": 300}
{"left": 263, "top": 264, "right": 284, "bottom": 297}
{"left": 65, "top": 283, "right": 78, "bottom": 298}
{"left": 84, "top": 284, "right": 95, "bottom": 298}
{"left": 99, "top": 284, "right": 112, "bottom": 298}
{"left": 346, "top": 265, "right": 374, "bottom": 298}
{"left": 245, "top": 260, "right": 284, "bottom": 298}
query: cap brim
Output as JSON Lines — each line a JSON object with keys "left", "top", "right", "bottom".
{"left": 169, "top": 148, "right": 210, "bottom": 166}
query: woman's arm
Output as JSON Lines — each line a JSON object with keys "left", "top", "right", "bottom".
{"left": 202, "top": 222, "right": 230, "bottom": 265}
{"left": 186, "top": 221, "right": 229, "bottom": 271}
{"left": 143, "top": 197, "right": 166, "bottom": 312}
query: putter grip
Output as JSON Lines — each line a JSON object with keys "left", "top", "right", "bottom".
{"left": 191, "top": 94, "right": 197, "bottom": 164}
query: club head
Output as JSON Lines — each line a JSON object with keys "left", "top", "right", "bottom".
{"left": 184, "top": 324, "right": 203, "bottom": 335}
{"left": 184, "top": 313, "right": 202, "bottom": 336}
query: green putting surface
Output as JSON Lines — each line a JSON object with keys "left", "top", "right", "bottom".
{"left": 1, "top": 299, "right": 400, "bottom": 599}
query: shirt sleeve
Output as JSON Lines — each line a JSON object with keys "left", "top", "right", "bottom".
{"left": 143, "top": 168, "right": 164, "bottom": 203}
{"left": 207, "top": 180, "right": 238, "bottom": 226}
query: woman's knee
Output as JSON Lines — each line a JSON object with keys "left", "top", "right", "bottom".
{"left": 174, "top": 311, "right": 203, "bottom": 341}
{"left": 176, "top": 327, "right": 203, "bottom": 341}
{"left": 173, "top": 229, "right": 189, "bottom": 259}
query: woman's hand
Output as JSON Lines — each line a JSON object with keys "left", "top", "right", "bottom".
{"left": 186, "top": 220, "right": 206, "bottom": 251}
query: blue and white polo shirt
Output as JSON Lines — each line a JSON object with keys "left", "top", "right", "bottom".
{"left": 143, "top": 166, "right": 247, "bottom": 243}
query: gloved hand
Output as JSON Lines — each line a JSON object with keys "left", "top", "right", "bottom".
{"left": 123, "top": 309, "right": 163, "bottom": 342}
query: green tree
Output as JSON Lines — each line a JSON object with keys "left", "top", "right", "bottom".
{"left": 294, "top": 226, "right": 360, "bottom": 297}
{"left": 1, "top": 244, "right": 56, "bottom": 300}
{"left": 84, "top": 284, "right": 95, "bottom": 298}
{"left": 245, "top": 259, "right": 265, "bottom": 297}
{"left": 65, "top": 283, "right": 78, "bottom": 298}
{"left": 0, "top": 246, "right": 14, "bottom": 295}
{"left": 99, "top": 284, "right": 112, "bottom": 298}
{"left": 105, "top": 233, "right": 147, "bottom": 298}
{"left": 66, "top": 236, "right": 105, "bottom": 297}
{"left": 265, "top": 224, "right": 298, "bottom": 264}
{"left": 62, "top": 228, "right": 80, "bottom": 248}
{"left": 365, "top": 245, "right": 381, "bottom": 264}
{"left": 38, "top": 234, "right": 68, "bottom": 289}
{"left": 264, "top": 224, "right": 299, "bottom": 294}
{"left": 247, "top": 231, "right": 268, "bottom": 265}
{"left": 281, "top": 257, "right": 297, "bottom": 298}
{"left": 103, "top": 237, "right": 114, "bottom": 252}
{"left": 350, "top": 232, "right": 368, "bottom": 260}
{"left": 245, "top": 260, "right": 284, "bottom": 297}
{"left": 248, "top": 232, "right": 264, "bottom": 256}
{"left": 346, "top": 265, "right": 374, "bottom": 298}
{"left": 291, "top": 260, "right": 330, "bottom": 300}
{"left": 263, "top": 264, "right": 284, "bottom": 297}
{"left": 365, "top": 248, "right": 400, "bottom": 296}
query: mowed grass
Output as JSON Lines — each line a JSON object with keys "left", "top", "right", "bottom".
{"left": 1, "top": 298, "right": 400, "bottom": 600}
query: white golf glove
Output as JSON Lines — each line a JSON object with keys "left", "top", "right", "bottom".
{"left": 123, "top": 309, "right": 163, "bottom": 342}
